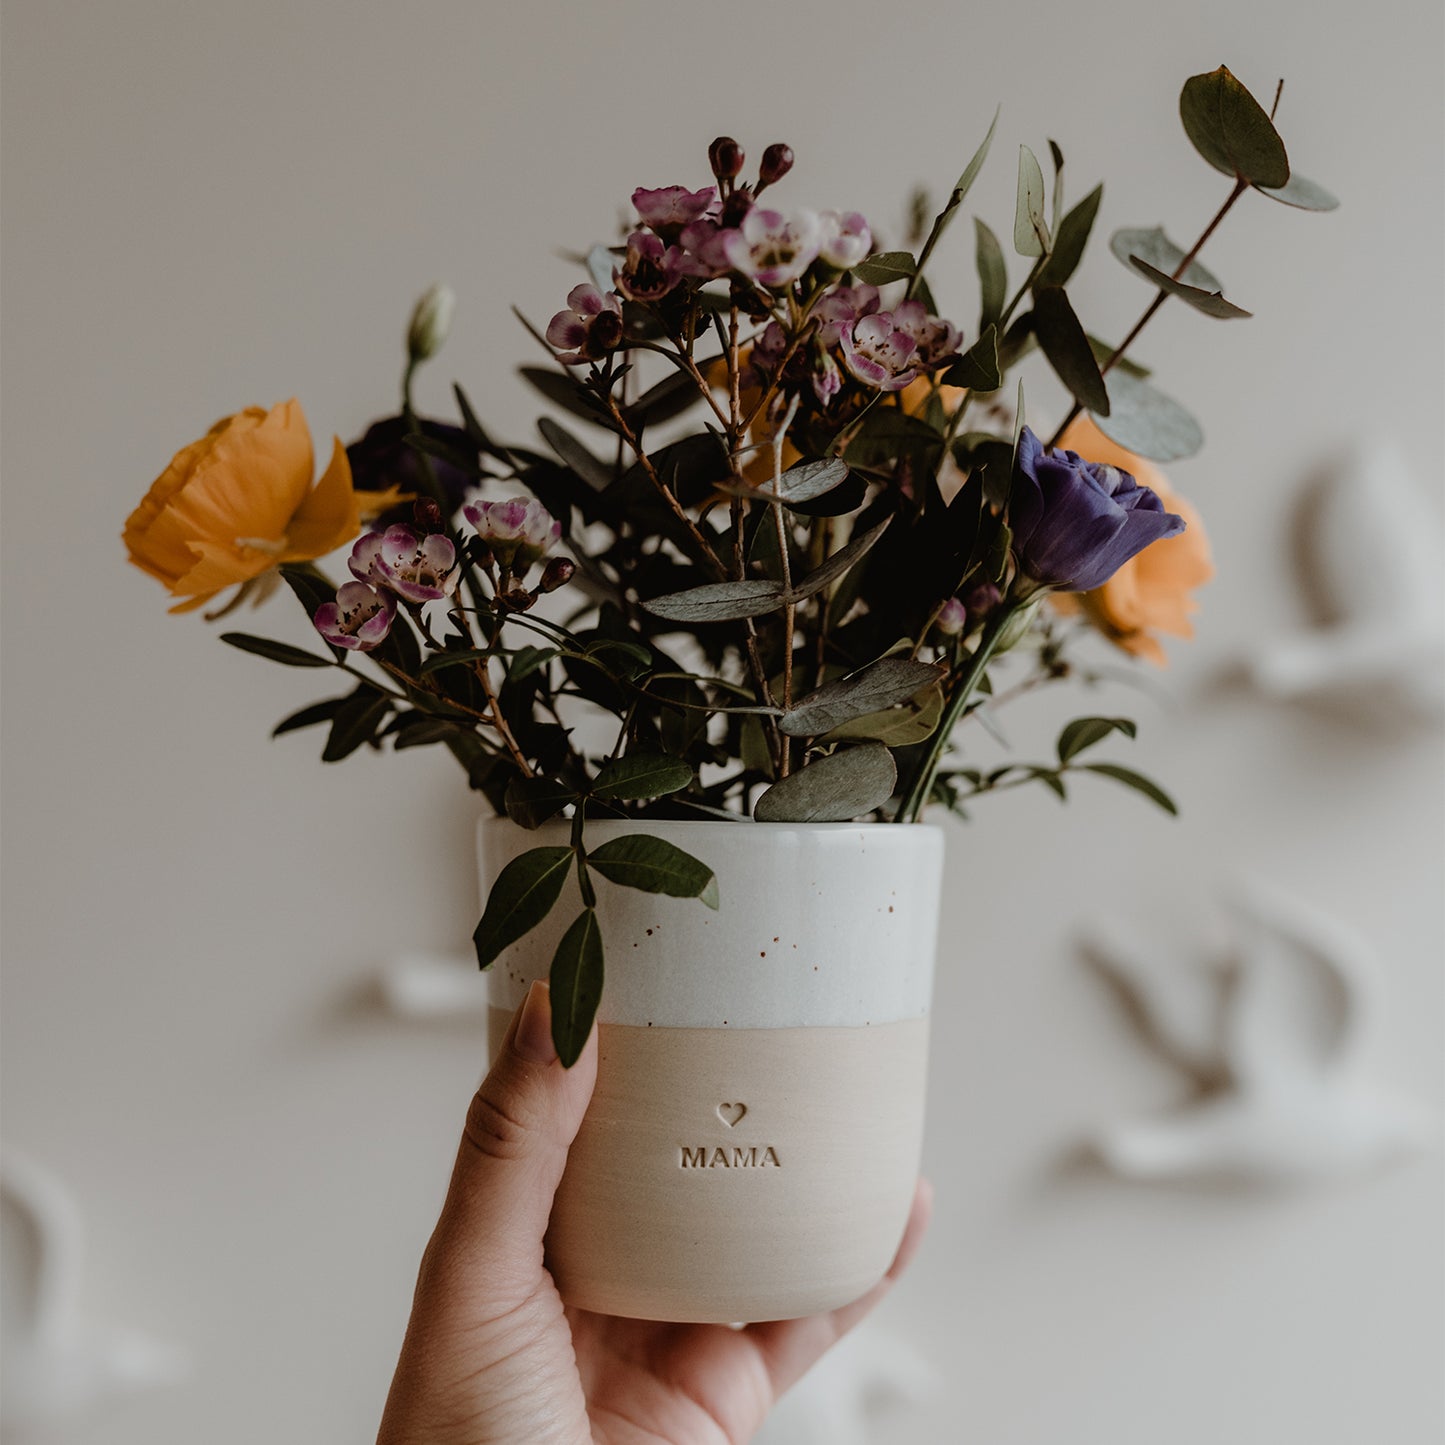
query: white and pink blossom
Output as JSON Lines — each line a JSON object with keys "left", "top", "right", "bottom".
{"left": 817, "top": 211, "right": 872, "bottom": 270}
{"left": 838, "top": 313, "right": 922, "bottom": 392}
{"left": 632, "top": 185, "right": 718, "bottom": 240}
{"left": 313, "top": 581, "right": 396, "bottom": 651}
{"left": 462, "top": 496, "right": 561, "bottom": 578}
{"left": 721, "top": 207, "right": 822, "bottom": 288}
{"left": 614, "top": 230, "right": 684, "bottom": 303}
{"left": 349, "top": 525, "right": 459, "bottom": 603}
{"left": 892, "top": 300, "right": 962, "bottom": 370}
{"left": 546, "top": 283, "right": 624, "bottom": 366}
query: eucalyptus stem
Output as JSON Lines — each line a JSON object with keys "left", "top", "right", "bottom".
{"left": 895, "top": 600, "right": 1025, "bottom": 823}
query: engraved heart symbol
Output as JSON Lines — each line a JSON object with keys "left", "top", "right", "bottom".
{"left": 717, "top": 1102, "right": 747, "bottom": 1128}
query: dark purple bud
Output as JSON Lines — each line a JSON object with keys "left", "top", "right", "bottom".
{"left": 539, "top": 556, "right": 576, "bottom": 593}
{"left": 758, "top": 143, "right": 794, "bottom": 188}
{"left": 501, "top": 584, "right": 536, "bottom": 612}
{"left": 413, "top": 498, "right": 443, "bottom": 531}
{"left": 721, "top": 184, "right": 755, "bottom": 229}
{"left": 590, "top": 308, "right": 625, "bottom": 352}
{"left": 708, "top": 136, "right": 744, "bottom": 182}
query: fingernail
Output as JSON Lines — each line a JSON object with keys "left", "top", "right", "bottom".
{"left": 514, "top": 980, "right": 557, "bottom": 1064}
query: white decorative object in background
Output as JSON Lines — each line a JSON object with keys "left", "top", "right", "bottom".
{"left": 378, "top": 951, "right": 488, "bottom": 1020}
{"left": 1080, "top": 880, "right": 1436, "bottom": 1184}
{"left": 1247, "top": 440, "right": 1445, "bottom": 727}
{"left": 0, "top": 1153, "right": 185, "bottom": 1432}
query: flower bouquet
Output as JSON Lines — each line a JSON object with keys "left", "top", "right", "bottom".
{"left": 127, "top": 66, "right": 1332, "bottom": 1320}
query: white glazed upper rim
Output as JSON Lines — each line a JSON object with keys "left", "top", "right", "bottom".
{"left": 479, "top": 816, "right": 947, "bottom": 840}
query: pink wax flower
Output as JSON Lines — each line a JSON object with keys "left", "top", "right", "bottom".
{"left": 462, "top": 496, "right": 561, "bottom": 578}
{"left": 546, "top": 283, "right": 624, "bottom": 366}
{"left": 632, "top": 185, "right": 718, "bottom": 241}
{"left": 349, "top": 525, "right": 459, "bottom": 603}
{"left": 892, "top": 300, "right": 962, "bottom": 369}
{"left": 818, "top": 211, "right": 872, "bottom": 270}
{"left": 614, "top": 230, "right": 684, "bottom": 303}
{"left": 721, "top": 207, "right": 822, "bottom": 288}
{"left": 313, "top": 580, "right": 396, "bottom": 652}
{"left": 814, "top": 283, "right": 882, "bottom": 345}
{"left": 838, "top": 312, "right": 922, "bottom": 392}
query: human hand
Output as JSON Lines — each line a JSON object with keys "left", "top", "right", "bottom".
{"left": 377, "top": 980, "right": 932, "bottom": 1444}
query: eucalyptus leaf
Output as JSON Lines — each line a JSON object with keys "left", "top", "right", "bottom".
{"left": 587, "top": 834, "right": 719, "bottom": 909}
{"left": 819, "top": 681, "right": 944, "bottom": 747}
{"left": 789, "top": 517, "right": 892, "bottom": 602}
{"left": 852, "top": 250, "right": 917, "bottom": 285}
{"left": 909, "top": 104, "right": 1000, "bottom": 299}
{"left": 765, "top": 458, "right": 851, "bottom": 506}
{"left": 1091, "top": 370, "right": 1203, "bottom": 462}
{"left": 472, "top": 845, "right": 574, "bottom": 968}
{"left": 1109, "top": 227, "right": 1222, "bottom": 291}
{"left": 1179, "top": 66, "right": 1289, "bottom": 188}
{"left": 779, "top": 658, "right": 944, "bottom": 737}
{"left": 1036, "top": 183, "right": 1102, "bottom": 290}
{"left": 1082, "top": 762, "right": 1179, "bottom": 816}
{"left": 1127, "top": 256, "right": 1252, "bottom": 319}
{"left": 753, "top": 743, "right": 898, "bottom": 823}
{"left": 591, "top": 751, "right": 694, "bottom": 801}
{"left": 1253, "top": 173, "right": 1340, "bottom": 211}
{"left": 587, "top": 242, "right": 616, "bottom": 294}
{"left": 1013, "top": 144, "right": 1051, "bottom": 257}
{"left": 1057, "top": 715, "right": 1137, "bottom": 763}
{"left": 504, "top": 776, "right": 576, "bottom": 829}
{"left": 549, "top": 908, "right": 604, "bottom": 1067}
{"left": 642, "top": 578, "right": 788, "bottom": 624}
{"left": 220, "top": 632, "right": 335, "bottom": 668}
{"left": 1032, "top": 287, "right": 1110, "bottom": 414}
{"left": 538, "top": 416, "right": 612, "bottom": 489}
{"left": 974, "top": 218, "right": 1007, "bottom": 330}
{"left": 1087, "top": 336, "right": 1152, "bottom": 379}
{"left": 943, "top": 325, "right": 1001, "bottom": 391}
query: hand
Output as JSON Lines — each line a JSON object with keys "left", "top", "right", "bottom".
{"left": 378, "top": 980, "right": 932, "bottom": 1444}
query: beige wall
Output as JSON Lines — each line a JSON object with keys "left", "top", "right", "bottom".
{"left": 3, "top": 1, "right": 1442, "bottom": 1441}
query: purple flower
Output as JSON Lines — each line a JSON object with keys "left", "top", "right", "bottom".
{"left": 347, "top": 414, "right": 475, "bottom": 521}
{"left": 814, "top": 283, "right": 881, "bottom": 345}
{"left": 614, "top": 230, "right": 684, "bottom": 303}
{"left": 810, "top": 341, "right": 842, "bottom": 406}
{"left": 349, "top": 525, "right": 459, "bottom": 602}
{"left": 313, "top": 581, "right": 396, "bottom": 652}
{"left": 818, "top": 211, "right": 872, "bottom": 270}
{"left": 838, "top": 312, "right": 921, "bottom": 392}
{"left": 1009, "top": 428, "right": 1186, "bottom": 594}
{"left": 674, "top": 217, "right": 737, "bottom": 279}
{"left": 632, "top": 185, "right": 718, "bottom": 241}
{"left": 546, "top": 284, "right": 624, "bottom": 366}
{"left": 462, "top": 496, "right": 561, "bottom": 578}
{"left": 892, "top": 300, "right": 962, "bottom": 370}
{"left": 721, "top": 208, "right": 822, "bottom": 288}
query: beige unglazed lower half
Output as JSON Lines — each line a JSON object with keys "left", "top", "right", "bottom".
{"left": 487, "top": 1008, "right": 929, "bottom": 1322}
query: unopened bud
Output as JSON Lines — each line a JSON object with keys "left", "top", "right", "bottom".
{"left": 590, "top": 309, "right": 625, "bottom": 352}
{"left": 934, "top": 597, "right": 967, "bottom": 637}
{"left": 708, "top": 136, "right": 744, "bottom": 182}
{"left": 407, "top": 282, "right": 456, "bottom": 362}
{"left": 539, "top": 556, "right": 576, "bottom": 593}
{"left": 721, "top": 184, "right": 754, "bottom": 229}
{"left": 758, "top": 143, "right": 794, "bottom": 188}
{"left": 413, "top": 498, "right": 443, "bottom": 531}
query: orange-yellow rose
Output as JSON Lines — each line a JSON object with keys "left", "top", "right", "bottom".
{"left": 1050, "top": 416, "right": 1214, "bottom": 666}
{"left": 124, "top": 399, "right": 361, "bottom": 612}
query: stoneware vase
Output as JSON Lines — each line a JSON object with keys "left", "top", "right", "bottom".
{"left": 480, "top": 817, "right": 944, "bottom": 1324}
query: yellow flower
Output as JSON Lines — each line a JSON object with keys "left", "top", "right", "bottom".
{"left": 124, "top": 400, "right": 361, "bottom": 612}
{"left": 1051, "top": 416, "right": 1214, "bottom": 666}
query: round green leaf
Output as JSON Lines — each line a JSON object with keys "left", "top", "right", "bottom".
{"left": 753, "top": 744, "right": 898, "bottom": 823}
{"left": 1179, "top": 66, "right": 1289, "bottom": 188}
{"left": 1253, "top": 173, "right": 1339, "bottom": 211}
{"left": 1090, "top": 371, "right": 1203, "bottom": 462}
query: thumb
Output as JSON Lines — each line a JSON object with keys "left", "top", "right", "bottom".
{"left": 432, "top": 980, "right": 598, "bottom": 1302}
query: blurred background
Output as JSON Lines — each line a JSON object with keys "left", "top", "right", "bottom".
{"left": 2, "top": 1, "right": 1441, "bottom": 1441}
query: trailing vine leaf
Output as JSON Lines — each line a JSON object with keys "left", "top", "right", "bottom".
{"left": 550, "top": 908, "right": 604, "bottom": 1067}
{"left": 753, "top": 744, "right": 898, "bottom": 822}
{"left": 1057, "top": 715, "right": 1138, "bottom": 763}
{"left": 472, "top": 846, "right": 574, "bottom": 968}
{"left": 1127, "top": 256, "right": 1252, "bottom": 319}
{"left": 779, "top": 658, "right": 944, "bottom": 737}
{"left": 1032, "top": 287, "right": 1110, "bottom": 414}
{"left": 1091, "top": 370, "right": 1203, "bottom": 462}
{"left": 1082, "top": 762, "right": 1179, "bottom": 815}
{"left": 587, "top": 834, "right": 719, "bottom": 908}
{"left": 220, "top": 633, "right": 335, "bottom": 668}
{"left": 1013, "top": 144, "right": 1051, "bottom": 256}
{"left": 1179, "top": 66, "right": 1289, "bottom": 188}
{"left": 591, "top": 751, "right": 694, "bottom": 801}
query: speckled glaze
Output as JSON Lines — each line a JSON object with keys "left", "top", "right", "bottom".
{"left": 480, "top": 819, "right": 944, "bottom": 1322}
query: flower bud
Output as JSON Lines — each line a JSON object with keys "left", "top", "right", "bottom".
{"left": 590, "top": 308, "right": 625, "bottom": 352}
{"left": 407, "top": 282, "right": 456, "bottom": 362}
{"left": 934, "top": 597, "right": 967, "bottom": 637}
{"left": 539, "top": 556, "right": 576, "bottom": 593}
{"left": 708, "top": 136, "right": 745, "bottom": 181}
{"left": 413, "top": 498, "right": 443, "bottom": 532}
{"left": 758, "top": 143, "right": 794, "bottom": 188}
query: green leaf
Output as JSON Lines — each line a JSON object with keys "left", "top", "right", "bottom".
{"left": 538, "top": 416, "right": 612, "bottom": 490}
{"left": 277, "top": 566, "right": 345, "bottom": 659}
{"left": 779, "top": 658, "right": 944, "bottom": 737}
{"left": 321, "top": 689, "right": 391, "bottom": 762}
{"left": 1087, "top": 336, "right": 1151, "bottom": 379}
{"left": 1179, "top": 65, "right": 1289, "bottom": 188}
{"left": 518, "top": 366, "right": 616, "bottom": 430}
{"left": 753, "top": 743, "right": 898, "bottom": 823}
{"left": 1126, "top": 256, "right": 1252, "bottom": 319}
{"left": 626, "top": 367, "right": 711, "bottom": 428}
{"left": 1091, "top": 370, "right": 1203, "bottom": 462}
{"left": 853, "top": 250, "right": 917, "bottom": 285}
{"left": 220, "top": 632, "right": 335, "bottom": 668}
{"left": 1082, "top": 763, "right": 1179, "bottom": 816}
{"left": 1109, "top": 227, "right": 1222, "bottom": 291}
{"left": 642, "top": 578, "right": 787, "bottom": 624}
{"left": 1253, "top": 173, "right": 1340, "bottom": 211}
{"left": 272, "top": 697, "right": 344, "bottom": 737}
{"left": 583, "top": 637, "right": 653, "bottom": 680}
{"left": 909, "top": 104, "right": 1000, "bottom": 299}
{"left": 1048, "top": 139, "right": 1065, "bottom": 227}
{"left": 591, "top": 751, "right": 694, "bottom": 801}
{"left": 549, "top": 908, "right": 604, "bottom": 1067}
{"left": 504, "top": 776, "right": 576, "bottom": 829}
{"left": 790, "top": 517, "right": 892, "bottom": 603}
{"left": 472, "top": 846, "right": 574, "bottom": 968}
{"left": 820, "top": 681, "right": 944, "bottom": 747}
{"left": 763, "top": 458, "right": 851, "bottom": 507}
{"left": 420, "top": 647, "right": 494, "bottom": 675}
{"left": 1036, "top": 183, "right": 1103, "bottom": 290}
{"left": 587, "top": 243, "right": 615, "bottom": 294}
{"left": 510, "top": 645, "right": 560, "bottom": 682}
{"left": 587, "top": 834, "right": 719, "bottom": 909}
{"left": 1032, "top": 287, "right": 1110, "bottom": 414}
{"left": 974, "top": 218, "right": 1007, "bottom": 330}
{"left": 1057, "top": 715, "right": 1137, "bottom": 763}
{"left": 943, "top": 325, "right": 1001, "bottom": 392}
{"left": 1013, "top": 144, "right": 1051, "bottom": 257}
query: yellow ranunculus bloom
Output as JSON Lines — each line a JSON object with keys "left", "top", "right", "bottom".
{"left": 1051, "top": 415, "right": 1214, "bottom": 666}
{"left": 124, "top": 399, "right": 361, "bottom": 612}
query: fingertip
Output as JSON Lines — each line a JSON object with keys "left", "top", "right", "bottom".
{"left": 886, "top": 1176, "right": 933, "bottom": 1282}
